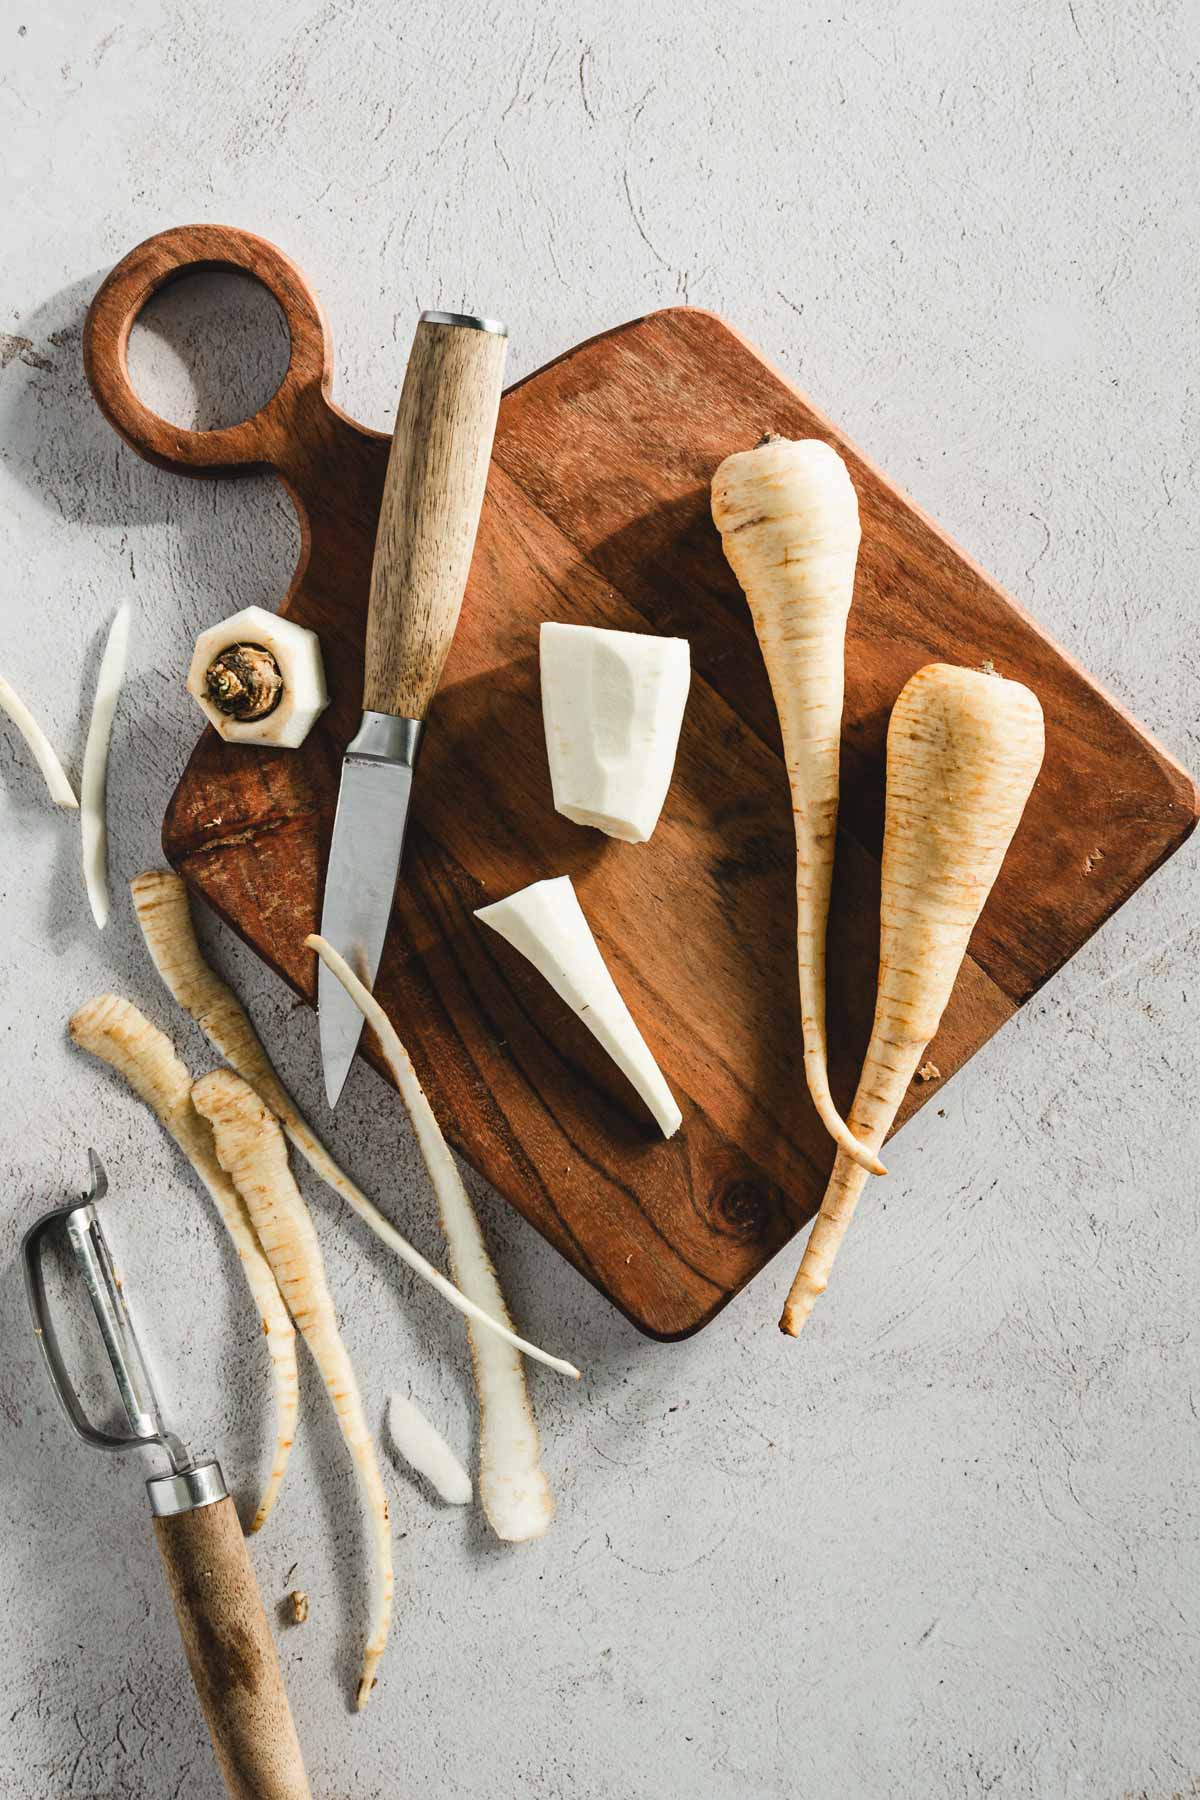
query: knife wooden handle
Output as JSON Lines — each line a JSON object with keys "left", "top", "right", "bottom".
{"left": 154, "top": 1496, "right": 311, "bottom": 1800}
{"left": 364, "top": 314, "right": 507, "bottom": 720}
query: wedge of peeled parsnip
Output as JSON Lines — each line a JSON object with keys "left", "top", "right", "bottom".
{"left": 475, "top": 876, "right": 682, "bottom": 1138}
{"left": 712, "top": 435, "right": 883, "bottom": 1177}
{"left": 780, "top": 662, "right": 1045, "bottom": 1336}
{"left": 540, "top": 622, "right": 690, "bottom": 843}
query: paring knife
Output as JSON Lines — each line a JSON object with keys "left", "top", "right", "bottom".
{"left": 318, "top": 310, "right": 508, "bottom": 1106}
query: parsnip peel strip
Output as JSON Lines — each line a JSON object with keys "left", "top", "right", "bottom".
{"left": 308, "top": 932, "right": 558, "bottom": 1543}
{"left": 0, "top": 671, "right": 77, "bottom": 807}
{"left": 81, "top": 604, "right": 132, "bottom": 928}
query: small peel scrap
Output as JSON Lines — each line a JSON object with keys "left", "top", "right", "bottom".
{"left": 387, "top": 1392, "right": 472, "bottom": 1506}
{"left": 193, "top": 1068, "right": 393, "bottom": 1711}
{"left": 67, "top": 994, "right": 297, "bottom": 1533}
{"left": 131, "top": 871, "right": 578, "bottom": 1383}
{"left": 308, "top": 932, "right": 558, "bottom": 1544}
{"left": 82, "top": 604, "right": 132, "bottom": 929}
{"left": 0, "top": 671, "right": 77, "bottom": 807}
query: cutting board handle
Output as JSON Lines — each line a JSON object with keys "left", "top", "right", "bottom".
{"left": 83, "top": 223, "right": 337, "bottom": 480}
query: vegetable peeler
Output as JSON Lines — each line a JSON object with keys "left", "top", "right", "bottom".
{"left": 23, "top": 1151, "right": 311, "bottom": 1800}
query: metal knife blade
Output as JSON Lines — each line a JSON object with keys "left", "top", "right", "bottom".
{"left": 317, "top": 714, "right": 420, "bottom": 1107}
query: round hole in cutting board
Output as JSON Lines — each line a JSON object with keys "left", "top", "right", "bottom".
{"left": 126, "top": 270, "right": 291, "bottom": 431}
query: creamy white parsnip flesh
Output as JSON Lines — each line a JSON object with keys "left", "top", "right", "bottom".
{"left": 476, "top": 875, "right": 682, "bottom": 1138}
{"left": 540, "top": 622, "right": 690, "bottom": 843}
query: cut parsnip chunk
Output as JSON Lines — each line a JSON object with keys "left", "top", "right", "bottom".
{"left": 476, "top": 875, "right": 682, "bottom": 1138}
{"left": 540, "top": 622, "right": 690, "bottom": 843}
{"left": 187, "top": 605, "right": 328, "bottom": 748}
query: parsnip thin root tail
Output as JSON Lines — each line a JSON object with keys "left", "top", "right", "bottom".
{"left": 67, "top": 994, "right": 298, "bottom": 1530}
{"left": 781, "top": 1139, "right": 898, "bottom": 1336}
{"left": 779, "top": 662, "right": 1045, "bottom": 1335}
{"left": 130, "top": 871, "right": 577, "bottom": 1379}
{"left": 192, "top": 1068, "right": 393, "bottom": 1709}
{"left": 308, "top": 933, "right": 557, "bottom": 1544}
{"left": 711, "top": 437, "right": 882, "bottom": 1177}
{"left": 804, "top": 1052, "right": 887, "bottom": 1179}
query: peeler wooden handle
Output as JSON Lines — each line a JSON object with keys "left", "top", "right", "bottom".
{"left": 151, "top": 1470, "right": 310, "bottom": 1800}
{"left": 363, "top": 311, "right": 507, "bottom": 721}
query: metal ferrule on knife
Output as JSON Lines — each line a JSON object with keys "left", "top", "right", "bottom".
{"left": 345, "top": 712, "right": 423, "bottom": 768}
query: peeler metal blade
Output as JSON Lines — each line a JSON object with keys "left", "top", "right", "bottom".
{"left": 23, "top": 1151, "right": 189, "bottom": 1472}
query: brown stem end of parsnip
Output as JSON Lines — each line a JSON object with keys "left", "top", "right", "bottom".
{"left": 205, "top": 644, "right": 284, "bottom": 721}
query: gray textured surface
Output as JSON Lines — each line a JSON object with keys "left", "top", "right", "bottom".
{"left": 2, "top": 2, "right": 1198, "bottom": 1795}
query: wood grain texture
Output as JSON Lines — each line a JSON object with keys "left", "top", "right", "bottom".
{"left": 153, "top": 1497, "right": 310, "bottom": 1800}
{"left": 84, "top": 225, "right": 1199, "bottom": 1339}
{"left": 365, "top": 317, "right": 506, "bottom": 718}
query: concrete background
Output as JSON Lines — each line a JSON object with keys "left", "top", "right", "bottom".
{"left": 2, "top": 2, "right": 1197, "bottom": 1795}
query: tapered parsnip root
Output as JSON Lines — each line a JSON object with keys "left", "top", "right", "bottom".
{"left": 712, "top": 437, "right": 883, "bottom": 1176}
{"left": 780, "top": 663, "right": 1045, "bottom": 1335}
{"left": 0, "top": 672, "right": 77, "bottom": 806}
{"left": 131, "top": 870, "right": 575, "bottom": 1377}
{"left": 192, "top": 1068, "right": 393, "bottom": 1709}
{"left": 308, "top": 933, "right": 558, "bottom": 1543}
{"left": 68, "top": 994, "right": 297, "bottom": 1531}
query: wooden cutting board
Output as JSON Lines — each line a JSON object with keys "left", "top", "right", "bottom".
{"left": 85, "top": 225, "right": 1199, "bottom": 1339}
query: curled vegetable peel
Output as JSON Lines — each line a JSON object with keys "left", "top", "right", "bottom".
{"left": 308, "top": 932, "right": 559, "bottom": 1543}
